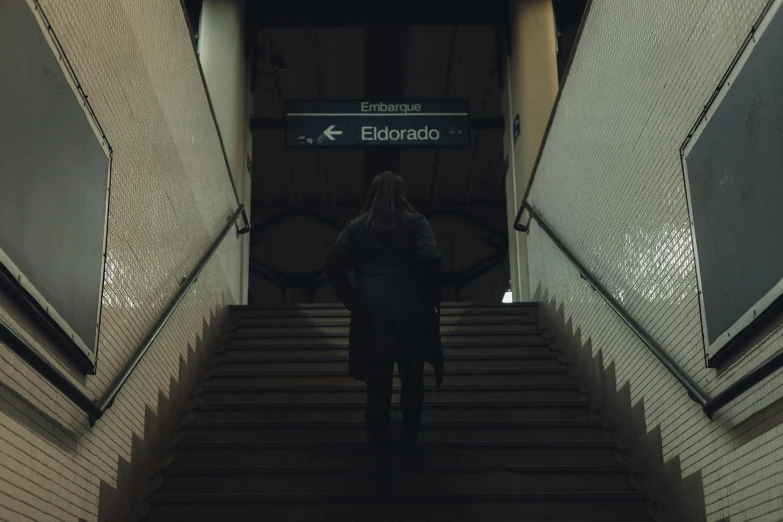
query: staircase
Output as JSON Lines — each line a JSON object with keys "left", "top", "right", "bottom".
{"left": 143, "top": 303, "right": 655, "bottom": 521}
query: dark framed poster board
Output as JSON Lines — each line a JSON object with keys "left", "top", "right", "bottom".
{"left": 681, "top": 0, "right": 783, "bottom": 366}
{"left": 0, "top": 0, "right": 112, "bottom": 372}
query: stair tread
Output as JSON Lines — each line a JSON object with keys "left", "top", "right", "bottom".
{"left": 231, "top": 329, "right": 546, "bottom": 338}
{"left": 185, "top": 419, "right": 604, "bottom": 428}
{"left": 201, "top": 383, "right": 579, "bottom": 392}
{"left": 231, "top": 312, "right": 536, "bottom": 321}
{"left": 193, "top": 400, "right": 590, "bottom": 410}
{"left": 208, "top": 367, "right": 568, "bottom": 376}
{"left": 235, "top": 316, "right": 537, "bottom": 323}
{"left": 233, "top": 314, "right": 535, "bottom": 324}
{"left": 148, "top": 491, "right": 647, "bottom": 503}
{"left": 173, "top": 439, "right": 617, "bottom": 450}
{"left": 232, "top": 325, "right": 541, "bottom": 332}
{"left": 162, "top": 464, "right": 630, "bottom": 475}
{"left": 214, "top": 353, "right": 559, "bottom": 363}
{"left": 225, "top": 339, "right": 551, "bottom": 349}
{"left": 231, "top": 303, "right": 538, "bottom": 310}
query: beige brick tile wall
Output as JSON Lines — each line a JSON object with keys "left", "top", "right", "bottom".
{"left": 525, "top": 0, "right": 783, "bottom": 520}
{"left": 0, "top": 0, "right": 242, "bottom": 520}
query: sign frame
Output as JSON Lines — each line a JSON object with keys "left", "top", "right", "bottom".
{"left": 679, "top": 0, "right": 783, "bottom": 367}
{"left": 284, "top": 99, "right": 472, "bottom": 149}
{"left": 0, "top": 0, "right": 112, "bottom": 374}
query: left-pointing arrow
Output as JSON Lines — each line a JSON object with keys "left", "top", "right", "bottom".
{"left": 323, "top": 125, "right": 343, "bottom": 141}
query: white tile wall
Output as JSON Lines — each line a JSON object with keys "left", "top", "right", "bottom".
{"left": 0, "top": 0, "right": 242, "bottom": 520}
{"left": 526, "top": 1, "right": 783, "bottom": 520}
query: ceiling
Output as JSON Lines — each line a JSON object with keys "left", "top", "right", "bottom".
{"left": 246, "top": 0, "right": 510, "bottom": 29}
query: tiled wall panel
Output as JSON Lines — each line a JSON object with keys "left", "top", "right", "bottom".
{"left": 0, "top": 0, "right": 241, "bottom": 520}
{"left": 526, "top": 0, "right": 783, "bottom": 520}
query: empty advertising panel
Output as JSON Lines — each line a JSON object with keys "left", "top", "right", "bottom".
{"left": 0, "top": 0, "right": 111, "bottom": 370}
{"left": 681, "top": 0, "right": 783, "bottom": 363}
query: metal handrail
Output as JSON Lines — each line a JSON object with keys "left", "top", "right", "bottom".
{"left": 521, "top": 201, "right": 783, "bottom": 418}
{"left": 0, "top": 206, "right": 248, "bottom": 425}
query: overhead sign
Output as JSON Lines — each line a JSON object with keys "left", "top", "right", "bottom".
{"left": 286, "top": 100, "right": 470, "bottom": 148}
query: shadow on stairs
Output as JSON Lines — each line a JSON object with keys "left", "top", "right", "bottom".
{"left": 139, "top": 303, "right": 658, "bottom": 522}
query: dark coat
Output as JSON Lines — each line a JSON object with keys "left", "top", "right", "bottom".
{"left": 326, "top": 211, "right": 443, "bottom": 383}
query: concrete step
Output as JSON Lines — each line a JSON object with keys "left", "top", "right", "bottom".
{"left": 229, "top": 329, "right": 546, "bottom": 342}
{"left": 191, "top": 400, "right": 593, "bottom": 422}
{"left": 169, "top": 440, "right": 623, "bottom": 467}
{"left": 227, "top": 334, "right": 549, "bottom": 347}
{"left": 235, "top": 313, "right": 537, "bottom": 328}
{"left": 230, "top": 303, "right": 538, "bottom": 319}
{"left": 231, "top": 323, "right": 540, "bottom": 337}
{"left": 207, "top": 365, "right": 574, "bottom": 386}
{"left": 210, "top": 353, "right": 564, "bottom": 372}
{"left": 157, "top": 464, "right": 634, "bottom": 495}
{"left": 181, "top": 419, "right": 610, "bottom": 442}
{"left": 146, "top": 491, "right": 651, "bottom": 521}
{"left": 198, "top": 383, "right": 585, "bottom": 403}
{"left": 205, "top": 367, "right": 576, "bottom": 386}
{"left": 222, "top": 341, "right": 554, "bottom": 357}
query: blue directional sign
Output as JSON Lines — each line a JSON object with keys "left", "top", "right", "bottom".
{"left": 285, "top": 100, "right": 470, "bottom": 148}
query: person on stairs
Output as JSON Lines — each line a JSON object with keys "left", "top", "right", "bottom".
{"left": 327, "top": 171, "right": 444, "bottom": 463}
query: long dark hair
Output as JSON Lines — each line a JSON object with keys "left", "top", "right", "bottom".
{"left": 360, "top": 171, "right": 417, "bottom": 232}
